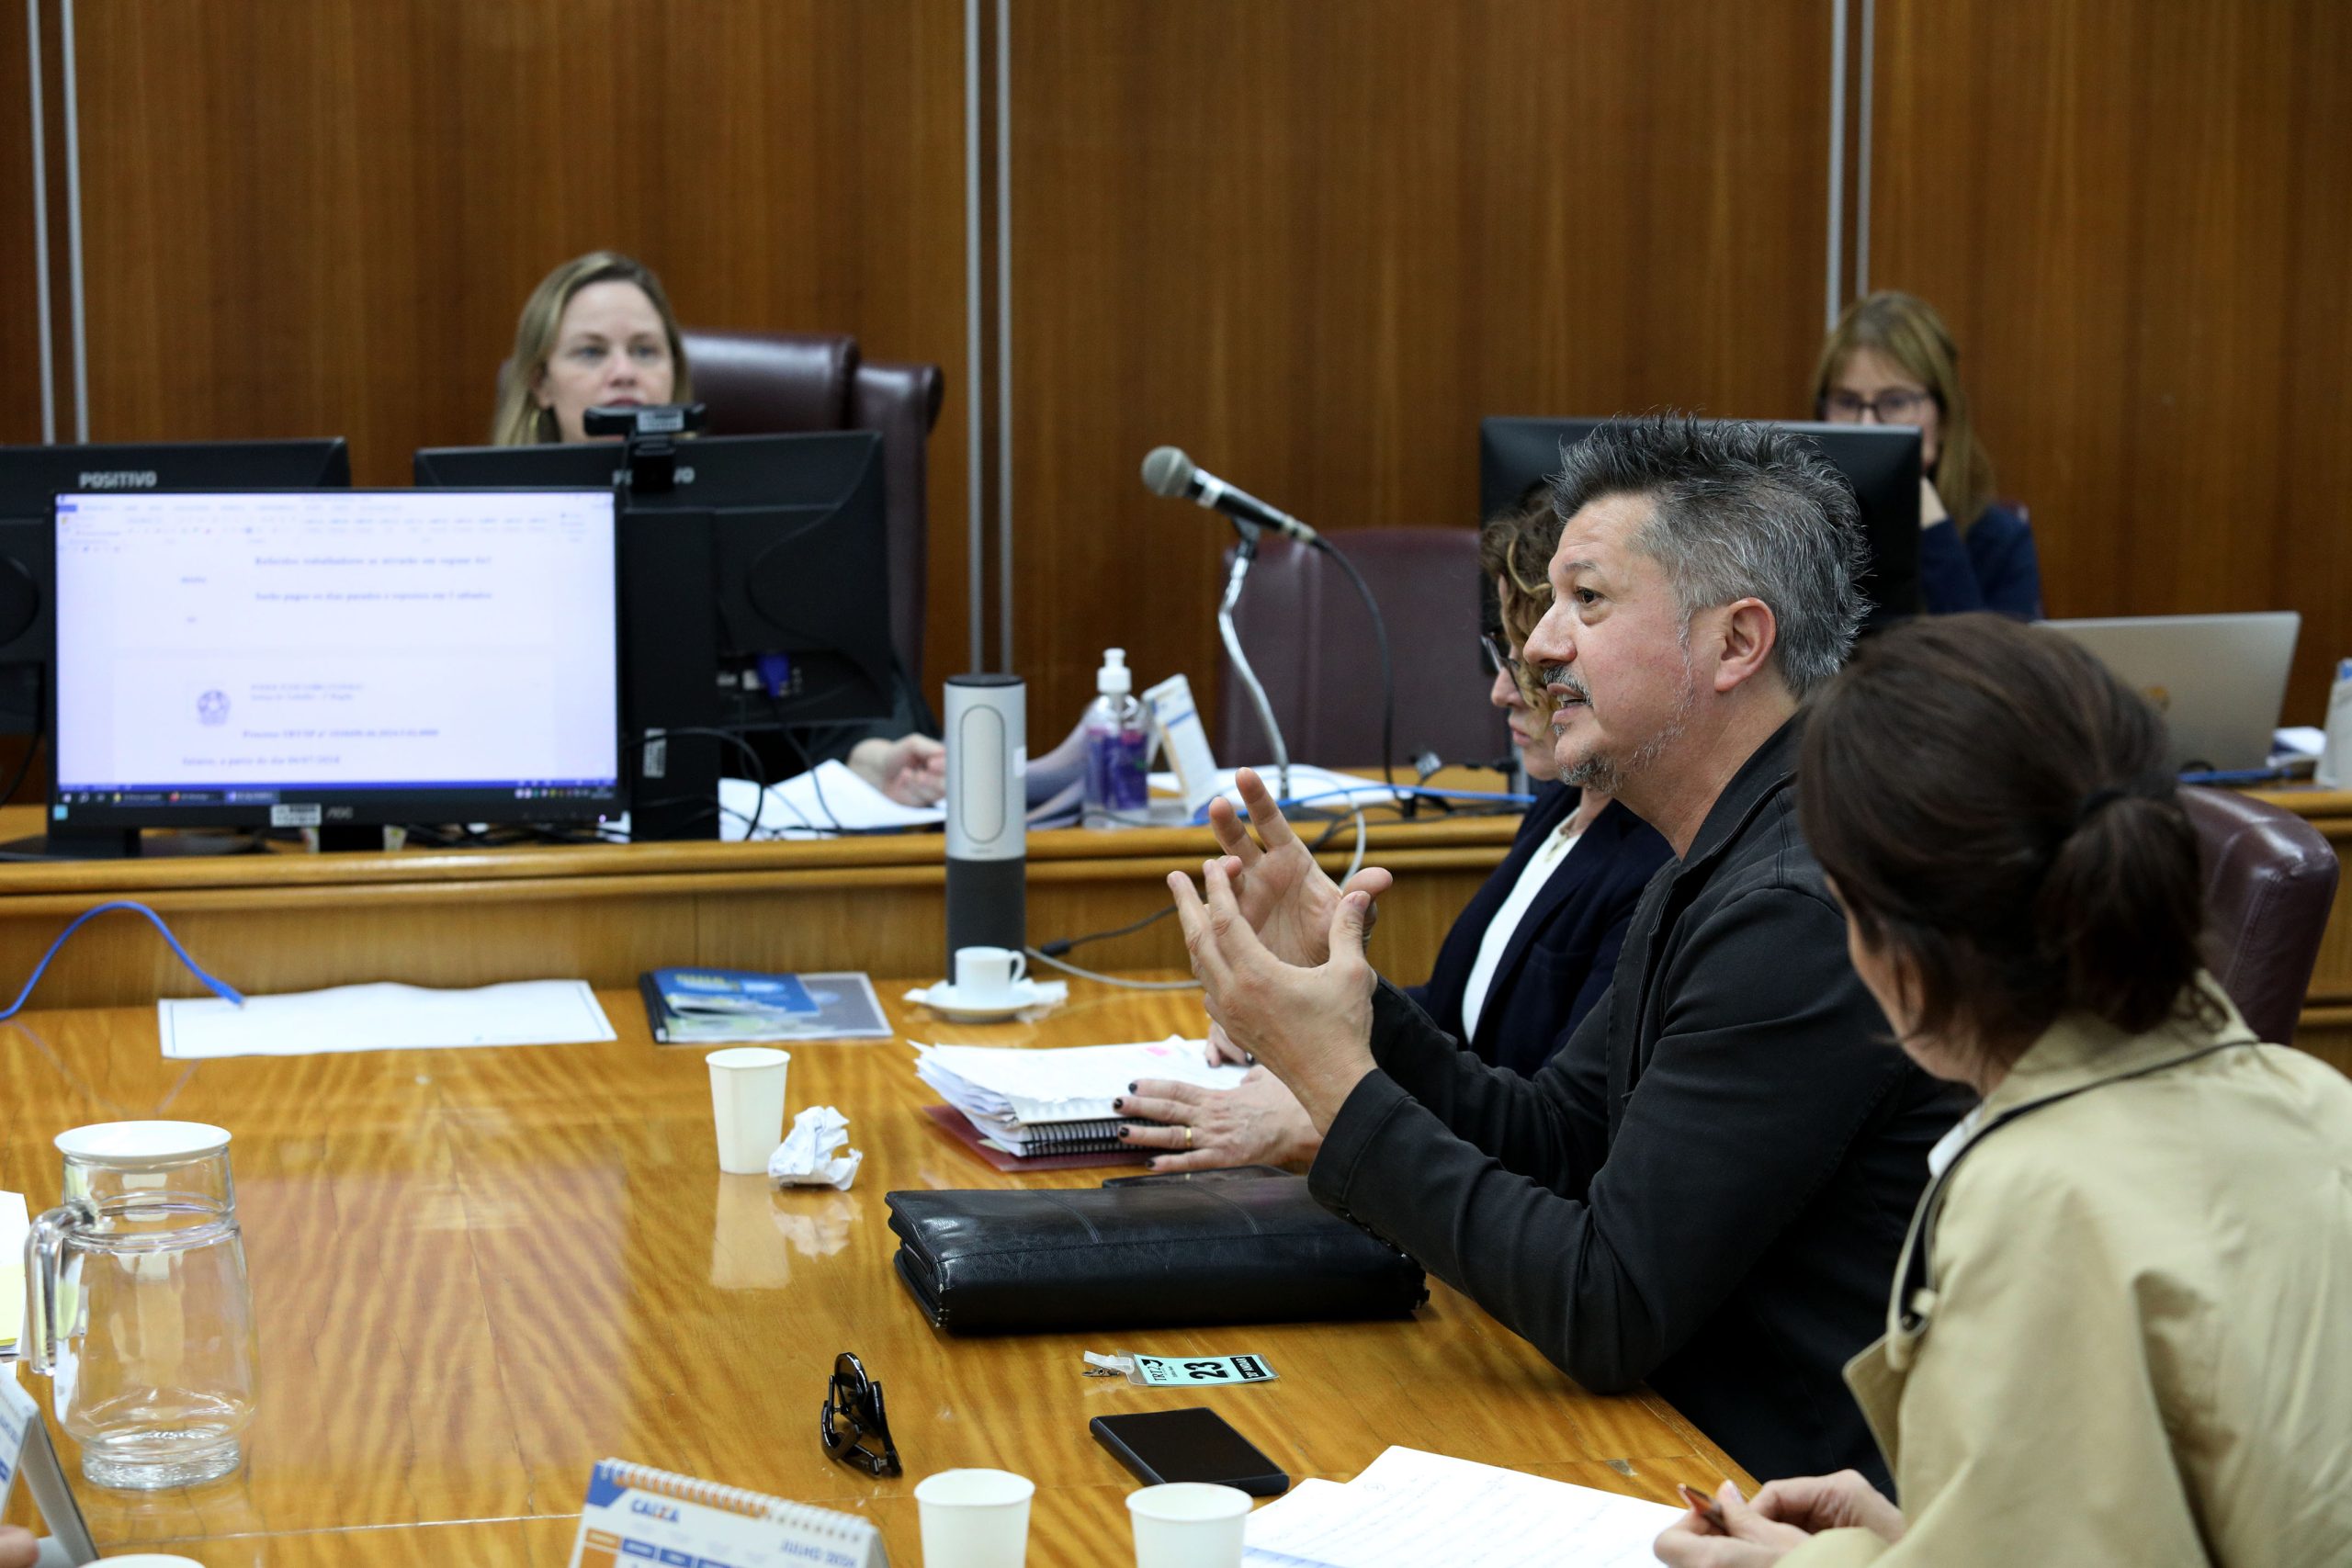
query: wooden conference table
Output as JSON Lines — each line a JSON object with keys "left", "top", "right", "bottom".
{"left": 1, "top": 980, "right": 1751, "bottom": 1566}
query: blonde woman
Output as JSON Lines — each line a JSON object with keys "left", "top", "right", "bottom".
{"left": 493, "top": 253, "right": 944, "bottom": 806}
{"left": 492, "top": 252, "right": 692, "bottom": 448}
{"left": 1812, "top": 292, "right": 2041, "bottom": 617}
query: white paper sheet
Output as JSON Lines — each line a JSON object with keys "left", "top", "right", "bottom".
{"left": 0, "top": 1190, "right": 26, "bottom": 1357}
{"left": 1147, "top": 763, "right": 1402, "bottom": 817}
{"left": 157, "top": 980, "right": 616, "bottom": 1060}
{"left": 719, "top": 762, "right": 944, "bottom": 840}
{"left": 1242, "top": 1447, "right": 1683, "bottom": 1568}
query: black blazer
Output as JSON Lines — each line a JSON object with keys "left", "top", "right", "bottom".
{"left": 1405, "top": 786, "right": 1670, "bottom": 1077}
{"left": 1311, "top": 719, "right": 1969, "bottom": 1490}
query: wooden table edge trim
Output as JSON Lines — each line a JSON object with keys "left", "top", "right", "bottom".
{"left": 0, "top": 818, "right": 1519, "bottom": 898}
{"left": 0, "top": 847, "right": 1509, "bottom": 917}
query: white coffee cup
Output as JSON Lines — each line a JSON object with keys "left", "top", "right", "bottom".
{"left": 1126, "top": 1482, "right": 1252, "bottom": 1568}
{"left": 914, "top": 1467, "right": 1035, "bottom": 1568}
{"left": 706, "top": 1047, "right": 791, "bottom": 1176}
{"left": 953, "top": 945, "right": 1028, "bottom": 1002}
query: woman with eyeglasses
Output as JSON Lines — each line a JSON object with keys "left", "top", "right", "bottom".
{"left": 1812, "top": 291, "right": 2041, "bottom": 618}
{"left": 1653, "top": 615, "right": 2352, "bottom": 1566}
{"left": 1116, "top": 484, "right": 1670, "bottom": 1171}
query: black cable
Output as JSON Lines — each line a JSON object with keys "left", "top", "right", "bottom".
{"left": 1037, "top": 902, "right": 1178, "bottom": 958}
{"left": 619, "top": 726, "right": 767, "bottom": 840}
{"left": 1310, "top": 536, "right": 1403, "bottom": 816}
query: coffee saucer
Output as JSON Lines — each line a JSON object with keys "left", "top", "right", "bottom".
{"left": 904, "top": 978, "right": 1068, "bottom": 1023}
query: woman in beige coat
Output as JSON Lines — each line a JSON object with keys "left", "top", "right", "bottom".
{"left": 1657, "top": 614, "right": 2352, "bottom": 1566}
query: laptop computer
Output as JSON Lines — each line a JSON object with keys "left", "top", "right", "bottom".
{"left": 2041, "top": 612, "right": 2301, "bottom": 774}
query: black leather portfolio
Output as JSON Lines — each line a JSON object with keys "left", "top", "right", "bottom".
{"left": 884, "top": 1166, "right": 1428, "bottom": 1333}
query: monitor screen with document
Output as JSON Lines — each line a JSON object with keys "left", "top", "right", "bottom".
{"left": 48, "top": 488, "right": 621, "bottom": 851}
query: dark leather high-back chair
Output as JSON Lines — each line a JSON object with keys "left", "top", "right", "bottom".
{"left": 1216, "top": 528, "right": 1506, "bottom": 770}
{"left": 2180, "top": 786, "right": 2339, "bottom": 1044}
{"left": 682, "top": 328, "right": 944, "bottom": 683}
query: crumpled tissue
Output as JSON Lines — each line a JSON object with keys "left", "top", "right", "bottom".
{"left": 767, "top": 1105, "right": 863, "bottom": 1190}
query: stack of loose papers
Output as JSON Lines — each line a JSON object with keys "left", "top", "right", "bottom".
{"left": 1244, "top": 1447, "right": 1683, "bottom": 1568}
{"left": 719, "top": 762, "right": 944, "bottom": 840}
{"left": 913, "top": 1038, "right": 1245, "bottom": 1157}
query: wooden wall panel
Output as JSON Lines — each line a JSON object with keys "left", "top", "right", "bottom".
{"left": 1869, "top": 0, "right": 2352, "bottom": 721}
{"left": 1005, "top": 0, "right": 1835, "bottom": 736}
{"left": 0, "top": 3, "right": 42, "bottom": 444}
{"left": 64, "top": 0, "right": 973, "bottom": 701}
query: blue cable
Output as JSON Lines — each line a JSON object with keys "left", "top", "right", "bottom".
{"left": 0, "top": 900, "right": 244, "bottom": 1023}
{"left": 2177, "top": 767, "right": 2294, "bottom": 786}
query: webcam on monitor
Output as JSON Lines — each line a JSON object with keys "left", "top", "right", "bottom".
{"left": 584, "top": 401, "right": 708, "bottom": 496}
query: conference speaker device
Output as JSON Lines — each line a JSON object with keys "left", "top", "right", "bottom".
{"left": 944, "top": 673, "right": 1026, "bottom": 968}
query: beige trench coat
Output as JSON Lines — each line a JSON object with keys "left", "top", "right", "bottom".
{"left": 1782, "top": 980, "right": 2352, "bottom": 1565}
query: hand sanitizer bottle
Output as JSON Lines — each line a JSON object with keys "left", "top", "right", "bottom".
{"left": 1083, "top": 649, "right": 1149, "bottom": 826}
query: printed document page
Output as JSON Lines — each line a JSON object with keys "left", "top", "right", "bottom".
{"left": 1241, "top": 1446, "right": 1683, "bottom": 1568}
{"left": 159, "top": 980, "right": 616, "bottom": 1059}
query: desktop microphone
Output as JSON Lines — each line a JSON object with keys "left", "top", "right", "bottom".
{"left": 944, "top": 673, "right": 1026, "bottom": 969}
{"left": 1140, "top": 447, "right": 1320, "bottom": 545}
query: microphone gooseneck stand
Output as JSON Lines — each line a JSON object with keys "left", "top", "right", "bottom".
{"left": 1148, "top": 445, "right": 1403, "bottom": 817}
{"left": 1217, "top": 529, "right": 1293, "bottom": 804}
{"left": 1216, "top": 527, "right": 1408, "bottom": 818}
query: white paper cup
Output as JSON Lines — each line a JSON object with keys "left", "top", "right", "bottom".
{"left": 707, "top": 1046, "right": 791, "bottom": 1175}
{"left": 1126, "top": 1482, "right": 1252, "bottom": 1568}
{"left": 915, "top": 1467, "right": 1035, "bottom": 1568}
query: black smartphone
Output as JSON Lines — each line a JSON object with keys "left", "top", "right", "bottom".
{"left": 1090, "top": 1406, "right": 1289, "bottom": 1496}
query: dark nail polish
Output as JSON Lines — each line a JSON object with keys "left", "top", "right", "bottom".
{"left": 1126, "top": 1082, "right": 1137, "bottom": 1092}
{"left": 1117, "top": 1127, "right": 1130, "bottom": 1139}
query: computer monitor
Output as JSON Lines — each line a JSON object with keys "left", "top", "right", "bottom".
{"left": 1477, "top": 418, "right": 1923, "bottom": 631}
{"left": 413, "top": 432, "right": 897, "bottom": 840}
{"left": 47, "top": 488, "right": 620, "bottom": 856}
{"left": 0, "top": 438, "right": 351, "bottom": 739}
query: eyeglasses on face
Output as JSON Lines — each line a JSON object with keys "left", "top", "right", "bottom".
{"left": 1820, "top": 388, "right": 1934, "bottom": 425}
{"left": 1480, "top": 631, "right": 1524, "bottom": 680}
{"left": 820, "top": 1350, "right": 902, "bottom": 1478}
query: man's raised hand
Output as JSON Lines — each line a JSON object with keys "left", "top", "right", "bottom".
{"left": 1204, "top": 768, "right": 1392, "bottom": 968}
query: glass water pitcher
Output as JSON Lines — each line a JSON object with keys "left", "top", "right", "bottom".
{"left": 24, "top": 1122, "right": 258, "bottom": 1490}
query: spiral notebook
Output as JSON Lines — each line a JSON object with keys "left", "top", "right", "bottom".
{"left": 570, "top": 1457, "right": 888, "bottom": 1568}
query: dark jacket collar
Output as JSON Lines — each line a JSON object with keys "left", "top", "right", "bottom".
{"left": 1672, "top": 713, "right": 1804, "bottom": 874}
